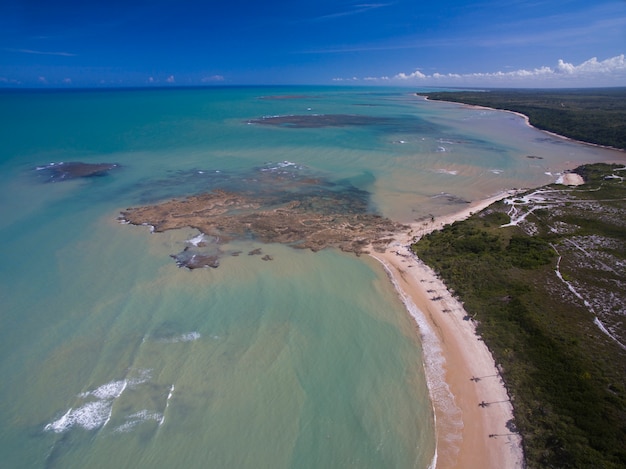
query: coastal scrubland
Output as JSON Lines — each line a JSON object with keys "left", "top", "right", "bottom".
{"left": 412, "top": 163, "right": 626, "bottom": 468}
{"left": 424, "top": 88, "right": 626, "bottom": 151}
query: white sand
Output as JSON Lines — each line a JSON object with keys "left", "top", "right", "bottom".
{"left": 558, "top": 172, "right": 585, "bottom": 186}
{"left": 370, "top": 192, "right": 525, "bottom": 468}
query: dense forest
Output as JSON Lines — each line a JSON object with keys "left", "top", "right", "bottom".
{"left": 423, "top": 88, "right": 626, "bottom": 151}
{"left": 412, "top": 164, "right": 626, "bottom": 468}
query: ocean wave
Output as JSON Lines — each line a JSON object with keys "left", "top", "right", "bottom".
{"left": 434, "top": 169, "right": 458, "bottom": 176}
{"left": 79, "top": 379, "right": 127, "bottom": 400}
{"left": 187, "top": 233, "right": 206, "bottom": 247}
{"left": 372, "top": 256, "right": 463, "bottom": 468}
{"left": 160, "top": 384, "right": 175, "bottom": 426}
{"left": 157, "top": 331, "right": 201, "bottom": 343}
{"left": 45, "top": 371, "right": 152, "bottom": 433}
{"left": 113, "top": 410, "right": 163, "bottom": 433}
{"left": 45, "top": 400, "right": 113, "bottom": 433}
{"left": 36, "top": 162, "right": 64, "bottom": 171}
{"left": 260, "top": 160, "right": 302, "bottom": 172}
{"left": 174, "top": 331, "right": 201, "bottom": 342}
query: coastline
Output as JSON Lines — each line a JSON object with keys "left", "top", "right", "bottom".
{"left": 419, "top": 95, "right": 626, "bottom": 154}
{"left": 369, "top": 191, "right": 525, "bottom": 469}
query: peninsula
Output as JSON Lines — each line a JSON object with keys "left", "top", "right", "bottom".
{"left": 423, "top": 88, "right": 626, "bottom": 151}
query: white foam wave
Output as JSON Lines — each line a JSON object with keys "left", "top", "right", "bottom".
{"left": 178, "top": 331, "right": 201, "bottom": 342}
{"left": 436, "top": 146, "right": 447, "bottom": 152}
{"left": 128, "top": 369, "right": 152, "bottom": 386}
{"left": 187, "top": 233, "right": 206, "bottom": 246}
{"left": 114, "top": 410, "right": 163, "bottom": 433}
{"left": 434, "top": 169, "right": 458, "bottom": 176}
{"left": 261, "top": 160, "right": 301, "bottom": 172}
{"left": 372, "top": 256, "right": 463, "bottom": 468}
{"left": 490, "top": 169, "right": 503, "bottom": 175}
{"left": 160, "top": 332, "right": 201, "bottom": 343}
{"left": 45, "top": 371, "right": 152, "bottom": 433}
{"left": 80, "top": 379, "right": 127, "bottom": 400}
{"left": 36, "top": 162, "right": 64, "bottom": 170}
{"left": 160, "top": 384, "right": 175, "bottom": 426}
{"left": 45, "top": 400, "right": 113, "bottom": 433}
{"left": 140, "top": 222, "right": 155, "bottom": 233}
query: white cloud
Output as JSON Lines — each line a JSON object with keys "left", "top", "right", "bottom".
{"left": 62, "top": 78, "right": 72, "bottom": 84}
{"left": 0, "top": 77, "right": 20, "bottom": 85}
{"left": 314, "top": 3, "right": 391, "bottom": 21}
{"left": 166, "top": 75, "right": 175, "bottom": 83}
{"left": 201, "top": 75, "right": 225, "bottom": 82}
{"left": 6, "top": 48, "right": 76, "bottom": 57}
{"left": 355, "top": 54, "right": 626, "bottom": 88}
{"left": 395, "top": 70, "right": 426, "bottom": 80}
{"left": 38, "top": 76, "right": 48, "bottom": 84}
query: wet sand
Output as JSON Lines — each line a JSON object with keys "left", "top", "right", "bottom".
{"left": 370, "top": 192, "right": 525, "bottom": 469}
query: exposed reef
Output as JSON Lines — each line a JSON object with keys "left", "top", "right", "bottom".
{"left": 247, "top": 113, "right": 432, "bottom": 132}
{"left": 36, "top": 161, "right": 120, "bottom": 182}
{"left": 248, "top": 114, "right": 394, "bottom": 128}
{"left": 120, "top": 165, "right": 408, "bottom": 268}
{"left": 121, "top": 189, "right": 407, "bottom": 260}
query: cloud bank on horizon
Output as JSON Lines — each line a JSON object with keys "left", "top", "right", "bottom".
{"left": 0, "top": 0, "right": 625, "bottom": 88}
{"left": 336, "top": 54, "right": 626, "bottom": 88}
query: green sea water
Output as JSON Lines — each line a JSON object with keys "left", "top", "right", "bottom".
{"left": 0, "top": 86, "right": 623, "bottom": 468}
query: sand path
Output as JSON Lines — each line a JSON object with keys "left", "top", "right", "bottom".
{"left": 370, "top": 192, "right": 525, "bottom": 469}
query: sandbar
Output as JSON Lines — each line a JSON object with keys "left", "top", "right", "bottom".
{"left": 369, "top": 192, "right": 525, "bottom": 469}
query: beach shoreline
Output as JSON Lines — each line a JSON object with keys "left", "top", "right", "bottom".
{"left": 419, "top": 94, "right": 626, "bottom": 155}
{"left": 369, "top": 191, "right": 525, "bottom": 469}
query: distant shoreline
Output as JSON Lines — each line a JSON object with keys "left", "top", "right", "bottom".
{"left": 418, "top": 89, "right": 626, "bottom": 152}
{"left": 421, "top": 95, "right": 625, "bottom": 154}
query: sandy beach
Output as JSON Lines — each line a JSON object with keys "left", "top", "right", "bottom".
{"left": 370, "top": 192, "right": 525, "bottom": 469}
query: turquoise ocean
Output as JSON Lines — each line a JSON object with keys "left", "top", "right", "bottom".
{"left": 1, "top": 87, "right": 623, "bottom": 468}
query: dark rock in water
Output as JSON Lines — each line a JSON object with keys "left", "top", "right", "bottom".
{"left": 36, "top": 161, "right": 120, "bottom": 181}
{"left": 431, "top": 192, "right": 470, "bottom": 205}
{"left": 261, "top": 254, "right": 273, "bottom": 261}
{"left": 246, "top": 114, "right": 431, "bottom": 133}
{"left": 248, "top": 248, "right": 263, "bottom": 256}
{"left": 170, "top": 251, "right": 220, "bottom": 269}
{"left": 248, "top": 114, "right": 387, "bottom": 128}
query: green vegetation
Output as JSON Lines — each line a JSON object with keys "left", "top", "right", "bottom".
{"left": 412, "top": 164, "right": 626, "bottom": 468}
{"left": 423, "top": 88, "right": 626, "bottom": 150}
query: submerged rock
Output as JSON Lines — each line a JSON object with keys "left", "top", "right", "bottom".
{"left": 170, "top": 251, "right": 220, "bottom": 269}
{"left": 247, "top": 114, "right": 390, "bottom": 128}
{"left": 36, "top": 161, "right": 120, "bottom": 181}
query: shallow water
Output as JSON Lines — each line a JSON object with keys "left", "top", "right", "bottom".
{"left": 0, "top": 86, "right": 623, "bottom": 468}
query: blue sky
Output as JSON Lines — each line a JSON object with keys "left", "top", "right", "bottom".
{"left": 1, "top": 0, "right": 625, "bottom": 87}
